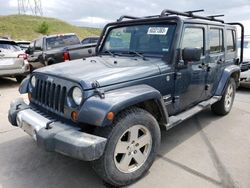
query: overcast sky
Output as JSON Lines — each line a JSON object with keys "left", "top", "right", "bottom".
{"left": 1, "top": 0, "right": 250, "bottom": 33}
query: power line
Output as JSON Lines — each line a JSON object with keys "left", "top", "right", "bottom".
{"left": 17, "top": 0, "right": 43, "bottom": 16}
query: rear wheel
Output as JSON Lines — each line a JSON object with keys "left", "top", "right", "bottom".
{"left": 211, "top": 78, "right": 236, "bottom": 115}
{"left": 15, "top": 76, "right": 25, "bottom": 83}
{"left": 92, "top": 107, "right": 161, "bottom": 187}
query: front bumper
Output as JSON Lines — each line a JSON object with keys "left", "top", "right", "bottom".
{"left": 8, "top": 98, "right": 107, "bottom": 161}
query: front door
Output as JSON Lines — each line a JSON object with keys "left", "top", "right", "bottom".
{"left": 28, "top": 38, "right": 44, "bottom": 68}
{"left": 174, "top": 25, "right": 207, "bottom": 112}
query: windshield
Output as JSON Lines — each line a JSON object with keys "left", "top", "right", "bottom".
{"left": 101, "top": 24, "right": 176, "bottom": 57}
{"left": 46, "top": 35, "right": 80, "bottom": 50}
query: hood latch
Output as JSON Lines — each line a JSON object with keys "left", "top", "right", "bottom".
{"left": 92, "top": 80, "right": 105, "bottom": 99}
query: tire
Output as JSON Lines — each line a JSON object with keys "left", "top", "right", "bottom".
{"left": 211, "top": 78, "right": 236, "bottom": 115}
{"left": 92, "top": 107, "right": 161, "bottom": 187}
{"left": 15, "top": 76, "right": 25, "bottom": 83}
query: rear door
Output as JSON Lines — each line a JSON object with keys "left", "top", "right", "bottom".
{"left": 0, "top": 41, "right": 24, "bottom": 69}
{"left": 206, "top": 26, "right": 225, "bottom": 97}
{"left": 174, "top": 24, "right": 207, "bottom": 112}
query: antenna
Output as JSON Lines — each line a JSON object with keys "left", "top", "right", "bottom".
{"left": 17, "top": 0, "right": 43, "bottom": 16}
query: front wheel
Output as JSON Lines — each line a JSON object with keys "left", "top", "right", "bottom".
{"left": 211, "top": 78, "right": 236, "bottom": 115}
{"left": 92, "top": 107, "right": 161, "bottom": 187}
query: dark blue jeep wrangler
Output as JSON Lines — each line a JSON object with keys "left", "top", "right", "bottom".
{"left": 8, "top": 9, "right": 244, "bottom": 186}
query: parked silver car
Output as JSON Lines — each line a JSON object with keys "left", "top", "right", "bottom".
{"left": 0, "top": 39, "right": 30, "bottom": 82}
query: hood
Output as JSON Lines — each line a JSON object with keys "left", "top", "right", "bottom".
{"left": 34, "top": 56, "right": 162, "bottom": 89}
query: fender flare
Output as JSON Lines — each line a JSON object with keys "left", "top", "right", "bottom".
{"left": 215, "top": 65, "right": 240, "bottom": 96}
{"left": 78, "top": 85, "right": 168, "bottom": 127}
{"left": 46, "top": 57, "right": 55, "bottom": 66}
{"left": 19, "top": 76, "right": 30, "bottom": 94}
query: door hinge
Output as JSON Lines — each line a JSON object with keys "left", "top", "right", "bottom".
{"left": 205, "top": 84, "right": 210, "bottom": 90}
{"left": 174, "top": 72, "right": 182, "bottom": 80}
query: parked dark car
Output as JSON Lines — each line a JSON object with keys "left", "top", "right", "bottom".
{"left": 81, "top": 36, "right": 99, "bottom": 45}
{"left": 9, "top": 9, "right": 244, "bottom": 186}
{"left": 26, "top": 33, "right": 96, "bottom": 70}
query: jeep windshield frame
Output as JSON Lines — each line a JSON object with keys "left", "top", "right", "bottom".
{"left": 99, "top": 22, "right": 177, "bottom": 58}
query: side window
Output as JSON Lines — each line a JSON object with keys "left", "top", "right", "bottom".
{"left": 34, "top": 38, "right": 43, "bottom": 51}
{"left": 82, "top": 38, "right": 90, "bottom": 45}
{"left": 29, "top": 41, "right": 35, "bottom": 49}
{"left": 182, "top": 27, "right": 205, "bottom": 55}
{"left": 210, "top": 28, "right": 224, "bottom": 53}
{"left": 227, "top": 30, "right": 236, "bottom": 52}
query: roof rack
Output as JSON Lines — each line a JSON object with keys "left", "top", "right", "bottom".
{"left": 160, "top": 9, "right": 224, "bottom": 23}
{"left": 117, "top": 15, "right": 140, "bottom": 22}
{"left": 117, "top": 9, "right": 225, "bottom": 23}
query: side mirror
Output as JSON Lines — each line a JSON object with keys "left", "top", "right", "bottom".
{"left": 25, "top": 48, "right": 33, "bottom": 54}
{"left": 182, "top": 48, "right": 202, "bottom": 62}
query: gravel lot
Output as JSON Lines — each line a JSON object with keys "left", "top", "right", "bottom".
{"left": 0, "top": 77, "right": 250, "bottom": 188}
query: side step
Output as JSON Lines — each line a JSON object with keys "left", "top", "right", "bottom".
{"left": 165, "top": 96, "right": 221, "bottom": 130}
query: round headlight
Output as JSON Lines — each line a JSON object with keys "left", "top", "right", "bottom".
{"left": 72, "top": 87, "right": 83, "bottom": 105}
{"left": 31, "top": 76, "right": 36, "bottom": 87}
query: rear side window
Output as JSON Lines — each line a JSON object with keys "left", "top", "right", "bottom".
{"left": 182, "top": 27, "right": 204, "bottom": 54}
{"left": 210, "top": 28, "right": 224, "bottom": 53}
{"left": 82, "top": 38, "right": 90, "bottom": 45}
{"left": 46, "top": 35, "right": 80, "bottom": 50}
{"left": 91, "top": 38, "right": 99, "bottom": 43}
{"left": 227, "top": 30, "right": 236, "bottom": 52}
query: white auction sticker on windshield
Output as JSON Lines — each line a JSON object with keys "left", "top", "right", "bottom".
{"left": 147, "top": 27, "right": 168, "bottom": 35}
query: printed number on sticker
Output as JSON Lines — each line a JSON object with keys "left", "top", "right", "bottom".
{"left": 148, "top": 27, "right": 168, "bottom": 35}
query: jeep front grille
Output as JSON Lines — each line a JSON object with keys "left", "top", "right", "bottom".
{"left": 32, "top": 78, "right": 67, "bottom": 113}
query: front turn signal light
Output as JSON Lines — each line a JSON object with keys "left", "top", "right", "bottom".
{"left": 71, "top": 111, "right": 78, "bottom": 122}
{"left": 107, "top": 112, "right": 115, "bottom": 121}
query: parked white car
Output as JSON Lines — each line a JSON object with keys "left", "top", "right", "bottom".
{"left": 0, "top": 39, "right": 30, "bottom": 82}
{"left": 239, "top": 36, "right": 250, "bottom": 72}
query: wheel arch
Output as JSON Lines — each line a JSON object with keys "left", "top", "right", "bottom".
{"left": 47, "top": 59, "right": 54, "bottom": 66}
{"left": 215, "top": 65, "right": 240, "bottom": 96}
{"left": 78, "top": 85, "right": 169, "bottom": 127}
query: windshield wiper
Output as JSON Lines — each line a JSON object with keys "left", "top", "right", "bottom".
{"left": 128, "top": 51, "right": 147, "bottom": 60}
{"left": 103, "top": 50, "right": 116, "bottom": 57}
